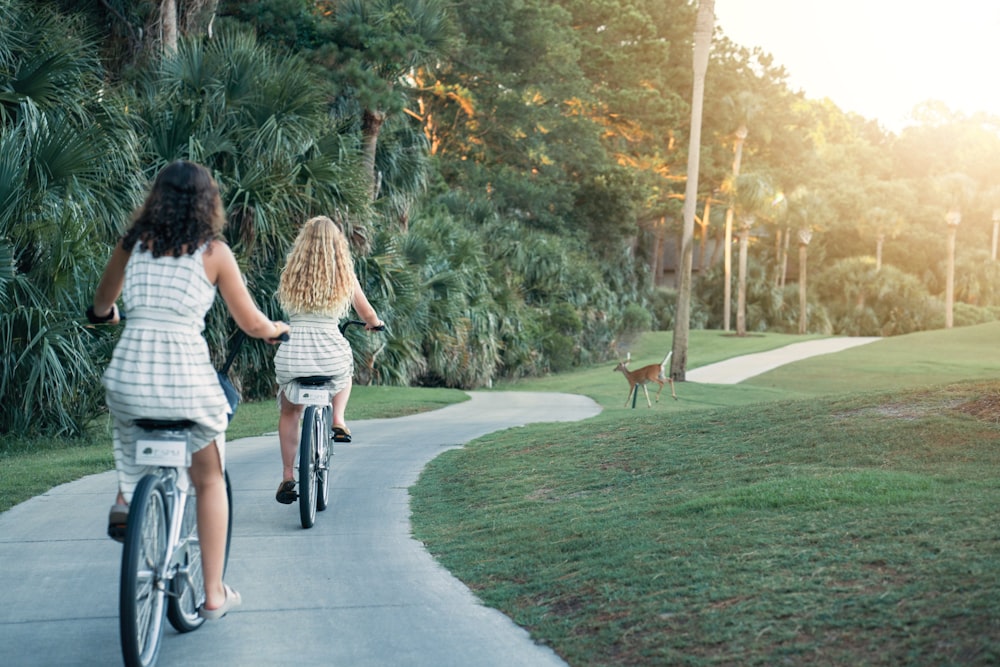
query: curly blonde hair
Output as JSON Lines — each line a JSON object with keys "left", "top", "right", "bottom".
{"left": 278, "top": 215, "right": 355, "bottom": 317}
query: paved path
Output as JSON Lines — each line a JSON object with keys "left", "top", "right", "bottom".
{"left": 0, "top": 392, "right": 600, "bottom": 667}
{"left": 0, "top": 337, "right": 878, "bottom": 666}
{"left": 686, "top": 336, "right": 880, "bottom": 384}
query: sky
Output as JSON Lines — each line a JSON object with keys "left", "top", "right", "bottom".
{"left": 711, "top": 1, "right": 1000, "bottom": 131}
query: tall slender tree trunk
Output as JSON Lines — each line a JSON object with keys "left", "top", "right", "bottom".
{"left": 736, "top": 223, "right": 750, "bottom": 336}
{"left": 723, "top": 126, "right": 747, "bottom": 331}
{"left": 671, "top": 0, "right": 714, "bottom": 381}
{"left": 698, "top": 196, "right": 712, "bottom": 273}
{"left": 946, "top": 223, "right": 957, "bottom": 328}
{"left": 162, "top": 0, "right": 178, "bottom": 53}
{"left": 723, "top": 207, "right": 734, "bottom": 330}
{"left": 362, "top": 109, "right": 386, "bottom": 203}
{"left": 799, "top": 239, "right": 809, "bottom": 334}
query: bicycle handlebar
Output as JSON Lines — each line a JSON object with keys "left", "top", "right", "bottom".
{"left": 339, "top": 319, "right": 386, "bottom": 334}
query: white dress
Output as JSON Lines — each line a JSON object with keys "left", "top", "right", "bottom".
{"left": 273, "top": 313, "right": 353, "bottom": 401}
{"left": 102, "top": 244, "right": 229, "bottom": 500}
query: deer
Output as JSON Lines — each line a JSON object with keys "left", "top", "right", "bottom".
{"left": 613, "top": 351, "right": 677, "bottom": 407}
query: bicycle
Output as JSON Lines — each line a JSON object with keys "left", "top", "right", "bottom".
{"left": 116, "top": 329, "right": 275, "bottom": 667}
{"left": 118, "top": 426, "right": 233, "bottom": 667}
{"left": 284, "top": 319, "right": 383, "bottom": 529}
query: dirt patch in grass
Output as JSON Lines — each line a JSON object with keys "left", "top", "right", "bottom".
{"left": 952, "top": 392, "right": 1000, "bottom": 423}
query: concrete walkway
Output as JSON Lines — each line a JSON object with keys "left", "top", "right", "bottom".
{"left": 686, "top": 336, "right": 880, "bottom": 384}
{"left": 0, "top": 392, "right": 600, "bottom": 667}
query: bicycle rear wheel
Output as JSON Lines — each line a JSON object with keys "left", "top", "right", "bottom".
{"left": 120, "top": 474, "right": 168, "bottom": 667}
{"left": 166, "top": 470, "right": 233, "bottom": 632}
{"left": 316, "top": 406, "right": 331, "bottom": 512}
{"left": 299, "top": 406, "right": 318, "bottom": 528}
{"left": 166, "top": 487, "right": 204, "bottom": 633}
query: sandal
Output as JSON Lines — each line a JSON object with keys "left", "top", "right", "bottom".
{"left": 198, "top": 584, "right": 242, "bottom": 620}
{"left": 275, "top": 480, "right": 297, "bottom": 504}
{"left": 108, "top": 503, "right": 128, "bottom": 543}
{"left": 332, "top": 424, "right": 352, "bottom": 443}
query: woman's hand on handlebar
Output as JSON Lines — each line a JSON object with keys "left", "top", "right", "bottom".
{"left": 86, "top": 303, "right": 120, "bottom": 325}
{"left": 365, "top": 319, "right": 385, "bottom": 332}
{"left": 267, "top": 321, "right": 291, "bottom": 344}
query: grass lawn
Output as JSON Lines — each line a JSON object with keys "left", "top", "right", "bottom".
{"left": 410, "top": 323, "right": 1000, "bottom": 666}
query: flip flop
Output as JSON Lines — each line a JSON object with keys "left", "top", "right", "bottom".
{"left": 198, "top": 584, "right": 242, "bottom": 620}
{"left": 332, "top": 425, "right": 352, "bottom": 443}
{"left": 275, "top": 480, "right": 297, "bottom": 504}
{"left": 108, "top": 503, "right": 128, "bottom": 542}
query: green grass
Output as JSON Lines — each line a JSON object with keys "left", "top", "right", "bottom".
{"left": 411, "top": 323, "right": 1000, "bottom": 666}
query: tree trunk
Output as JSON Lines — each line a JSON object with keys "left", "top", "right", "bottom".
{"left": 723, "top": 207, "right": 733, "bottom": 330}
{"left": 875, "top": 234, "right": 884, "bottom": 271}
{"left": 780, "top": 226, "right": 790, "bottom": 287}
{"left": 736, "top": 223, "right": 749, "bottom": 336}
{"left": 798, "top": 241, "right": 808, "bottom": 334}
{"left": 723, "top": 129, "right": 747, "bottom": 331}
{"left": 698, "top": 196, "right": 711, "bottom": 273}
{"left": 362, "top": 108, "right": 386, "bottom": 202}
{"left": 670, "top": 0, "right": 714, "bottom": 381}
{"left": 946, "top": 224, "right": 957, "bottom": 328}
{"left": 162, "top": 0, "right": 178, "bottom": 54}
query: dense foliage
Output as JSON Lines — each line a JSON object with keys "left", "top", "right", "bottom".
{"left": 5, "top": 0, "right": 1000, "bottom": 434}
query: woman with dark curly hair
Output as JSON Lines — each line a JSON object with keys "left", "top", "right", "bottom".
{"left": 90, "top": 160, "right": 290, "bottom": 619}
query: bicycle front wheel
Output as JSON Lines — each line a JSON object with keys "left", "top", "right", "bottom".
{"left": 299, "top": 406, "right": 318, "bottom": 529}
{"left": 120, "top": 474, "right": 169, "bottom": 667}
{"left": 316, "top": 406, "right": 331, "bottom": 512}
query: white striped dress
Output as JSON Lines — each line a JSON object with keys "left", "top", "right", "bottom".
{"left": 102, "top": 244, "right": 229, "bottom": 501}
{"left": 273, "top": 313, "right": 353, "bottom": 402}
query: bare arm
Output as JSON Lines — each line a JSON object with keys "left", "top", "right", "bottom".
{"left": 351, "top": 277, "right": 383, "bottom": 330}
{"left": 206, "top": 240, "right": 290, "bottom": 341}
{"left": 91, "top": 241, "right": 130, "bottom": 323}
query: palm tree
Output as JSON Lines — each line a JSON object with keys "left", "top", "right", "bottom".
{"left": 125, "top": 28, "right": 374, "bottom": 395}
{"left": 720, "top": 91, "right": 761, "bottom": 331}
{"left": 1, "top": 0, "right": 142, "bottom": 435}
{"left": 670, "top": 0, "right": 714, "bottom": 381}
{"left": 797, "top": 228, "right": 813, "bottom": 333}
{"left": 935, "top": 172, "right": 975, "bottom": 328}
{"left": 327, "top": 0, "right": 455, "bottom": 205}
{"left": 983, "top": 185, "right": 1000, "bottom": 261}
{"left": 728, "top": 172, "right": 773, "bottom": 336}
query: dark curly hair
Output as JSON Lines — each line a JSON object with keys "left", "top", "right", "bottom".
{"left": 122, "top": 160, "right": 226, "bottom": 257}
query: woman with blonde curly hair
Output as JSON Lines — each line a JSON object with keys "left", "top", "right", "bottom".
{"left": 273, "top": 214, "right": 382, "bottom": 504}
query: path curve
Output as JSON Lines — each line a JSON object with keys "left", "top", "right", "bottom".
{"left": 0, "top": 391, "right": 600, "bottom": 667}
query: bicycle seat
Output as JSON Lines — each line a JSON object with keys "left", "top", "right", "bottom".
{"left": 135, "top": 418, "right": 196, "bottom": 430}
{"left": 294, "top": 375, "right": 334, "bottom": 386}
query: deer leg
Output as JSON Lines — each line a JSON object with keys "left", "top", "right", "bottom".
{"left": 668, "top": 377, "right": 677, "bottom": 400}
{"left": 641, "top": 383, "right": 652, "bottom": 408}
{"left": 624, "top": 384, "right": 635, "bottom": 408}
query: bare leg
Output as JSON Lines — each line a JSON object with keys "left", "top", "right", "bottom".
{"left": 332, "top": 380, "right": 352, "bottom": 428}
{"left": 189, "top": 441, "right": 228, "bottom": 610}
{"left": 278, "top": 393, "right": 304, "bottom": 481}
